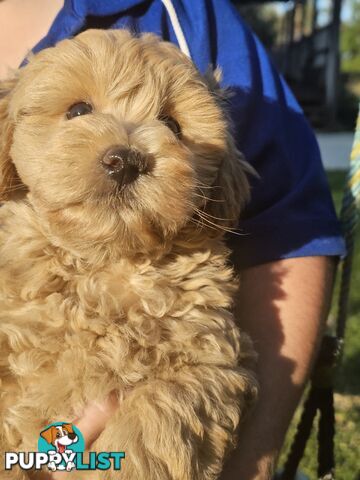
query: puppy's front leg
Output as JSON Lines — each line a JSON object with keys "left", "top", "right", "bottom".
{"left": 93, "top": 364, "right": 257, "bottom": 480}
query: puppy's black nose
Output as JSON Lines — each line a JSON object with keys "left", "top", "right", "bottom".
{"left": 68, "top": 432, "right": 77, "bottom": 440}
{"left": 101, "top": 147, "right": 146, "bottom": 187}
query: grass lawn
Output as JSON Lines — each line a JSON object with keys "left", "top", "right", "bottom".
{"left": 279, "top": 171, "right": 360, "bottom": 479}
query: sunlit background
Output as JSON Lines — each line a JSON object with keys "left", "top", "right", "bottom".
{"left": 235, "top": 0, "right": 360, "bottom": 131}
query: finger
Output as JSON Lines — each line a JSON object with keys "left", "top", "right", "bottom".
{"left": 38, "top": 392, "right": 120, "bottom": 479}
{"left": 75, "top": 391, "right": 119, "bottom": 448}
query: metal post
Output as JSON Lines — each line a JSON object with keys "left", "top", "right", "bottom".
{"left": 312, "top": 0, "right": 318, "bottom": 33}
{"left": 325, "top": 0, "right": 342, "bottom": 127}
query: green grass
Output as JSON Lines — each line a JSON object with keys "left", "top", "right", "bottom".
{"left": 279, "top": 171, "right": 360, "bottom": 479}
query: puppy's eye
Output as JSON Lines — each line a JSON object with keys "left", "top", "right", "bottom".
{"left": 66, "top": 102, "right": 93, "bottom": 119}
{"left": 160, "top": 115, "right": 181, "bottom": 138}
{"left": 56, "top": 432, "right": 61, "bottom": 438}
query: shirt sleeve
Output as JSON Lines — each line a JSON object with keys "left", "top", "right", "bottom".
{"left": 207, "top": 3, "right": 347, "bottom": 269}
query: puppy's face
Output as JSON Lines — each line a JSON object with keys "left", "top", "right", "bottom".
{"left": 0, "top": 30, "right": 249, "bottom": 257}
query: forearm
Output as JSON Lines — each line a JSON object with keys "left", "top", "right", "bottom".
{"left": 220, "top": 256, "right": 336, "bottom": 480}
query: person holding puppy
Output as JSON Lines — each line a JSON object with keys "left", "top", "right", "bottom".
{"left": 0, "top": 1, "right": 344, "bottom": 479}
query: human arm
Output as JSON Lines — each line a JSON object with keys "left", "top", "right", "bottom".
{"left": 0, "top": 0, "right": 62, "bottom": 80}
{"left": 219, "top": 255, "right": 336, "bottom": 480}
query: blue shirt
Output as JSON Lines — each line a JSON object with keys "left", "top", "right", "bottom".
{"left": 31, "top": 0, "right": 346, "bottom": 268}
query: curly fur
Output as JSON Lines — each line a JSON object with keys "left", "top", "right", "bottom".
{"left": 0, "top": 30, "right": 257, "bottom": 479}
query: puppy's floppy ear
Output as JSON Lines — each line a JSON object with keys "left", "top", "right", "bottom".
{"left": 202, "top": 67, "right": 252, "bottom": 228}
{"left": 204, "top": 66, "right": 254, "bottom": 228}
{"left": 203, "top": 67, "right": 231, "bottom": 105}
{"left": 206, "top": 136, "right": 251, "bottom": 229}
{"left": 0, "top": 77, "right": 23, "bottom": 201}
{"left": 40, "top": 426, "right": 57, "bottom": 445}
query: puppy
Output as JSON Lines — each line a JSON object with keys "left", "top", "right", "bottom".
{"left": 0, "top": 30, "right": 258, "bottom": 479}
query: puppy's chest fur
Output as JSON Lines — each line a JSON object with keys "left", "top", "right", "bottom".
{"left": 0, "top": 202, "right": 240, "bottom": 443}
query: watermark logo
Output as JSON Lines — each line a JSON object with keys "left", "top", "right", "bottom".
{"left": 38, "top": 422, "right": 84, "bottom": 472}
{"left": 5, "top": 422, "right": 125, "bottom": 472}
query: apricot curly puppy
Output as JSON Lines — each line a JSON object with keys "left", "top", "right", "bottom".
{"left": 0, "top": 30, "right": 258, "bottom": 480}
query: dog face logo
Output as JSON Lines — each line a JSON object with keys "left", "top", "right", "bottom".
{"left": 39, "top": 422, "right": 81, "bottom": 472}
{"left": 40, "top": 423, "right": 78, "bottom": 454}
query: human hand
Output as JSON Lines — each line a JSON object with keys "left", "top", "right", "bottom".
{"left": 41, "top": 392, "right": 119, "bottom": 479}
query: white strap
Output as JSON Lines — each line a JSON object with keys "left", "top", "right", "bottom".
{"left": 160, "top": 0, "right": 191, "bottom": 57}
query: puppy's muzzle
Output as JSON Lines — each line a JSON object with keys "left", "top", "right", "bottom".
{"left": 101, "top": 147, "right": 148, "bottom": 188}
